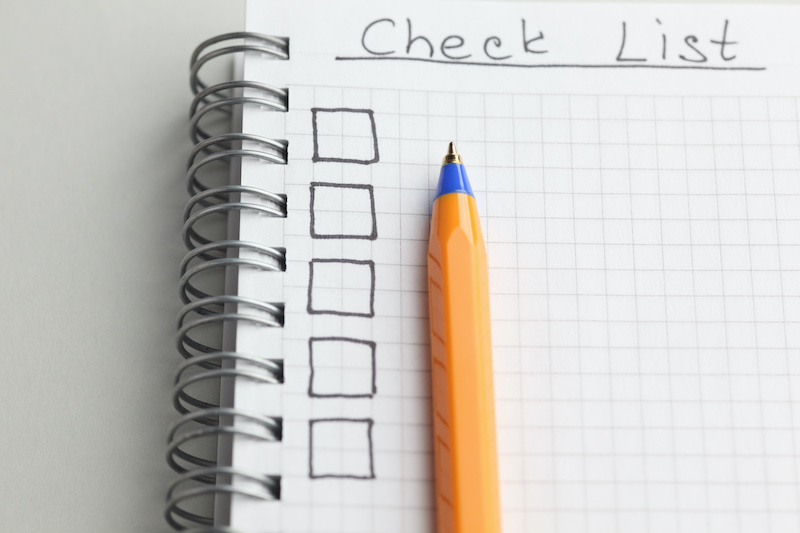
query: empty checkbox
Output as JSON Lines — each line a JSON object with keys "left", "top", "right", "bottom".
{"left": 309, "top": 418, "right": 375, "bottom": 479}
{"left": 312, "top": 108, "right": 379, "bottom": 164}
{"left": 307, "top": 259, "right": 375, "bottom": 317}
{"left": 309, "top": 337, "right": 376, "bottom": 398}
{"left": 310, "top": 182, "right": 377, "bottom": 240}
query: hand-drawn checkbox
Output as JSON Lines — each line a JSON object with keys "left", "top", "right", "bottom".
{"left": 307, "top": 259, "right": 375, "bottom": 317}
{"left": 310, "top": 182, "right": 377, "bottom": 240}
{"left": 309, "top": 337, "right": 376, "bottom": 398}
{"left": 309, "top": 418, "right": 375, "bottom": 479}
{"left": 312, "top": 108, "right": 379, "bottom": 165}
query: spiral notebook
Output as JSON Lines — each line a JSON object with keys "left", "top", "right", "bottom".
{"left": 171, "top": 1, "right": 800, "bottom": 532}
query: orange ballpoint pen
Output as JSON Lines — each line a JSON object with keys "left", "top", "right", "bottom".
{"left": 427, "top": 143, "right": 501, "bottom": 533}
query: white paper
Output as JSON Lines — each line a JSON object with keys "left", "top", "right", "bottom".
{"left": 230, "top": 1, "right": 800, "bottom": 531}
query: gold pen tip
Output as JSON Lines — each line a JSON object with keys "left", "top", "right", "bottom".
{"left": 442, "top": 141, "right": 463, "bottom": 166}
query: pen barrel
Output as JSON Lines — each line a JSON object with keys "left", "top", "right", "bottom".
{"left": 428, "top": 192, "right": 501, "bottom": 533}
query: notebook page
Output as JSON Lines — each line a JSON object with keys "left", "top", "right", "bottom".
{"left": 231, "top": 2, "right": 800, "bottom": 532}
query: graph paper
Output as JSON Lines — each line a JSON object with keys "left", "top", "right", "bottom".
{"left": 228, "top": 2, "right": 800, "bottom": 532}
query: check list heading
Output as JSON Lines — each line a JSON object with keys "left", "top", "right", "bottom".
{"left": 336, "top": 18, "right": 764, "bottom": 71}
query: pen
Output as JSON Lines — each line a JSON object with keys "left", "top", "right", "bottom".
{"left": 427, "top": 143, "right": 501, "bottom": 533}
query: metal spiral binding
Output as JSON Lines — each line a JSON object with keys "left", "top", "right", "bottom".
{"left": 166, "top": 32, "right": 289, "bottom": 532}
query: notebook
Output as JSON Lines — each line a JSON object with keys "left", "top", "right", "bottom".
{"left": 171, "top": 1, "right": 800, "bottom": 532}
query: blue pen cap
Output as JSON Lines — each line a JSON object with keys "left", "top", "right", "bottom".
{"left": 435, "top": 162, "right": 474, "bottom": 199}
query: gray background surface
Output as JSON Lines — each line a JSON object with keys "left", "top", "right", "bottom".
{"left": 0, "top": 1, "right": 792, "bottom": 532}
{"left": 0, "top": 2, "right": 243, "bottom": 532}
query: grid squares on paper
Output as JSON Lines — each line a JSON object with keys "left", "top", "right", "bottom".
{"left": 307, "top": 258, "right": 376, "bottom": 317}
{"left": 310, "top": 182, "right": 378, "bottom": 240}
{"left": 312, "top": 108, "right": 380, "bottom": 164}
{"left": 247, "top": 86, "right": 800, "bottom": 533}
{"left": 309, "top": 337, "right": 377, "bottom": 398}
{"left": 309, "top": 418, "right": 376, "bottom": 479}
